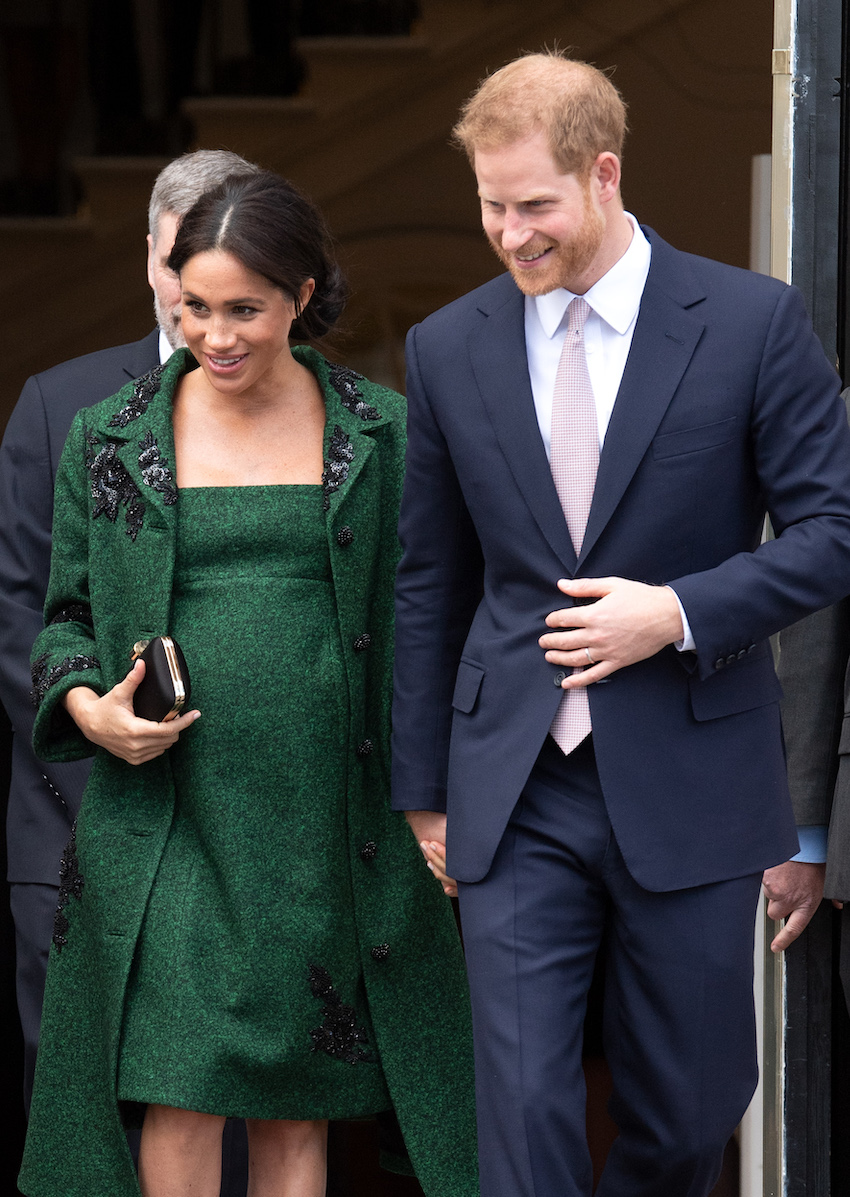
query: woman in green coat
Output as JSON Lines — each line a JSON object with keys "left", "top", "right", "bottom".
{"left": 20, "top": 171, "right": 478, "bottom": 1197}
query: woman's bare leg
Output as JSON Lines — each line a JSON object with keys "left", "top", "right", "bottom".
{"left": 245, "top": 1118, "right": 328, "bottom": 1197}
{"left": 138, "top": 1104, "right": 226, "bottom": 1197}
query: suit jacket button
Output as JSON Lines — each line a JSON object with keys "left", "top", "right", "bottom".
{"left": 726, "top": 654, "right": 737, "bottom": 665}
{"left": 360, "top": 841, "right": 378, "bottom": 862}
{"left": 554, "top": 670, "right": 567, "bottom": 686}
{"left": 737, "top": 649, "right": 747, "bottom": 660}
{"left": 714, "top": 658, "right": 726, "bottom": 670}
{"left": 371, "top": 943, "right": 390, "bottom": 961}
{"left": 356, "top": 739, "right": 373, "bottom": 758}
{"left": 337, "top": 526, "right": 354, "bottom": 547}
{"left": 354, "top": 633, "right": 372, "bottom": 652}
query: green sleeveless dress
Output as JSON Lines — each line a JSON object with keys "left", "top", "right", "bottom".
{"left": 117, "top": 484, "right": 391, "bottom": 1120}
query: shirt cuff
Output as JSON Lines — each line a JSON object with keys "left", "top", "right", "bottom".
{"left": 667, "top": 588, "right": 695, "bottom": 652}
{"left": 791, "top": 826, "right": 828, "bottom": 864}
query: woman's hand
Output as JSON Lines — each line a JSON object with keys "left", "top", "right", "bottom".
{"left": 63, "top": 659, "right": 200, "bottom": 765}
{"left": 404, "top": 810, "right": 458, "bottom": 897}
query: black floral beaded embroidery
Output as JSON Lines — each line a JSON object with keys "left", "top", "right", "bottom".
{"left": 107, "top": 363, "right": 166, "bottom": 428}
{"left": 138, "top": 430, "right": 177, "bottom": 504}
{"left": 31, "top": 653, "right": 100, "bottom": 708}
{"left": 321, "top": 426, "right": 355, "bottom": 511}
{"left": 85, "top": 431, "right": 146, "bottom": 539}
{"left": 53, "top": 822, "right": 84, "bottom": 951}
{"left": 49, "top": 604, "right": 93, "bottom": 628}
{"left": 329, "top": 363, "right": 381, "bottom": 422}
{"left": 307, "top": 964, "right": 373, "bottom": 1064}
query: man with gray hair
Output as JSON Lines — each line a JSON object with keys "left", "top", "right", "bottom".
{"left": 0, "top": 149, "right": 259, "bottom": 1124}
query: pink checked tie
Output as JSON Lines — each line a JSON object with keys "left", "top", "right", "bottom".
{"left": 549, "top": 297, "right": 599, "bottom": 755}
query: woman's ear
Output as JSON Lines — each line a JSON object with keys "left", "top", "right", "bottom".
{"left": 299, "top": 278, "right": 316, "bottom": 312}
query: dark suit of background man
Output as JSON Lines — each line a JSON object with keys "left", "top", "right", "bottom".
{"left": 761, "top": 392, "right": 850, "bottom": 979}
{"left": 391, "top": 51, "right": 850, "bottom": 1197}
{"left": 0, "top": 148, "right": 258, "bottom": 1194}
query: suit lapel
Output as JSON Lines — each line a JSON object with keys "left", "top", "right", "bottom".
{"left": 469, "top": 280, "right": 577, "bottom": 568}
{"left": 122, "top": 329, "right": 162, "bottom": 383}
{"left": 578, "top": 235, "right": 707, "bottom": 566}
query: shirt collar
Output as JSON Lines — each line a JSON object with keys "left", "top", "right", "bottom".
{"left": 532, "top": 214, "right": 651, "bottom": 338}
{"left": 158, "top": 328, "right": 177, "bottom": 365}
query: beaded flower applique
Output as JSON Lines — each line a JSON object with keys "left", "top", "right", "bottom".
{"left": 322, "top": 426, "right": 355, "bottom": 511}
{"left": 53, "top": 822, "right": 84, "bottom": 951}
{"left": 329, "top": 363, "right": 381, "bottom": 422}
{"left": 107, "top": 363, "right": 166, "bottom": 429}
{"left": 49, "top": 604, "right": 94, "bottom": 628}
{"left": 85, "top": 431, "right": 145, "bottom": 539}
{"left": 31, "top": 653, "right": 100, "bottom": 708}
{"left": 307, "top": 964, "right": 373, "bottom": 1064}
{"left": 138, "top": 430, "right": 177, "bottom": 504}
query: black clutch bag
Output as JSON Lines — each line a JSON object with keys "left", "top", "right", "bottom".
{"left": 131, "top": 636, "right": 191, "bottom": 722}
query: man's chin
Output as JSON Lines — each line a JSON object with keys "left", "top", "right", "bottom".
{"left": 506, "top": 263, "right": 561, "bottom": 297}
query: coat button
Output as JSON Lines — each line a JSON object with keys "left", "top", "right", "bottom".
{"left": 337, "top": 526, "right": 354, "bottom": 547}
{"left": 354, "top": 633, "right": 372, "bottom": 652}
{"left": 371, "top": 943, "right": 390, "bottom": 961}
{"left": 737, "top": 649, "right": 747, "bottom": 660}
{"left": 356, "top": 739, "right": 373, "bottom": 758}
{"left": 360, "top": 841, "right": 378, "bottom": 862}
{"left": 714, "top": 658, "right": 726, "bottom": 670}
{"left": 725, "top": 654, "right": 737, "bottom": 666}
{"left": 553, "top": 670, "right": 567, "bottom": 686}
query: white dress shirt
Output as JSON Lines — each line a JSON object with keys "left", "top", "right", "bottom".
{"left": 524, "top": 216, "right": 694, "bottom": 650}
{"left": 158, "top": 329, "right": 177, "bottom": 365}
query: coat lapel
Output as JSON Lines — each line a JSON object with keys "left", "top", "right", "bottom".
{"left": 310, "top": 351, "right": 394, "bottom": 522}
{"left": 101, "top": 351, "right": 188, "bottom": 533}
{"left": 468, "top": 280, "right": 577, "bottom": 568}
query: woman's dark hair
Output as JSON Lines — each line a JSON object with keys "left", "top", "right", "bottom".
{"left": 167, "top": 170, "right": 348, "bottom": 341}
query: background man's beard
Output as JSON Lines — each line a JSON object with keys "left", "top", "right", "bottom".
{"left": 153, "top": 295, "right": 186, "bottom": 350}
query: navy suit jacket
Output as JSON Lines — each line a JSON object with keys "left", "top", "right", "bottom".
{"left": 392, "top": 231, "right": 850, "bottom": 891}
{"left": 0, "top": 331, "right": 160, "bottom": 884}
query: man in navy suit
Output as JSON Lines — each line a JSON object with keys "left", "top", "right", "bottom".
{"left": 0, "top": 149, "right": 258, "bottom": 1123}
{"left": 392, "top": 53, "right": 850, "bottom": 1196}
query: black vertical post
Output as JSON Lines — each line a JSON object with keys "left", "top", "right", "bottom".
{"left": 783, "top": 1, "right": 843, "bottom": 1193}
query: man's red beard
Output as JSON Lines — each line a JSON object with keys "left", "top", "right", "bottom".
{"left": 489, "top": 197, "right": 606, "bottom": 297}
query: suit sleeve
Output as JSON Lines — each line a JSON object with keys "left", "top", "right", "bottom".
{"left": 30, "top": 413, "right": 106, "bottom": 763}
{"left": 778, "top": 603, "right": 850, "bottom": 827}
{"left": 670, "top": 285, "right": 850, "bottom": 678}
{"left": 391, "top": 325, "right": 485, "bottom": 813}
{"left": 0, "top": 378, "right": 93, "bottom": 801}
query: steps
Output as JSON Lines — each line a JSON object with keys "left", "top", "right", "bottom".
{"left": 0, "top": 0, "right": 760, "bottom": 420}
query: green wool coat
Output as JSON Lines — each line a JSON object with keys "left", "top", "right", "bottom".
{"left": 19, "top": 348, "right": 478, "bottom": 1197}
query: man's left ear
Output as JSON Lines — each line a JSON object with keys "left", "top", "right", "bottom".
{"left": 594, "top": 152, "right": 622, "bottom": 203}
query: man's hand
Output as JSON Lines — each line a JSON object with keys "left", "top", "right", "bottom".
{"left": 404, "top": 810, "right": 458, "bottom": 897}
{"left": 64, "top": 659, "right": 200, "bottom": 766}
{"left": 762, "top": 860, "right": 827, "bottom": 952}
{"left": 539, "top": 576, "right": 685, "bottom": 688}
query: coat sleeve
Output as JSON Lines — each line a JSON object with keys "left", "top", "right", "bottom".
{"left": 670, "top": 285, "right": 850, "bottom": 678}
{"left": 30, "top": 412, "right": 106, "bottom": 762}
{"left": 391, "top": 324, "right": 485, "bottom": 813}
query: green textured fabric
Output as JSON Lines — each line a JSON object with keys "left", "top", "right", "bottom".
{"left": 118, "top": 484, "right": 389, "bottom": 1119}
{"left": 20, "top": 349, "right": 479, "bottom": 1197}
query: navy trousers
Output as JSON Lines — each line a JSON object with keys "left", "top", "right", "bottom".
{"left": 457, "top": 736, "right": 762, "bottom": 1197}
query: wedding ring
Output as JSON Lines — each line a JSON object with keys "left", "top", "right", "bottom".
{"left": 585, "top": 647, "right": 595, "bottom": 665}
